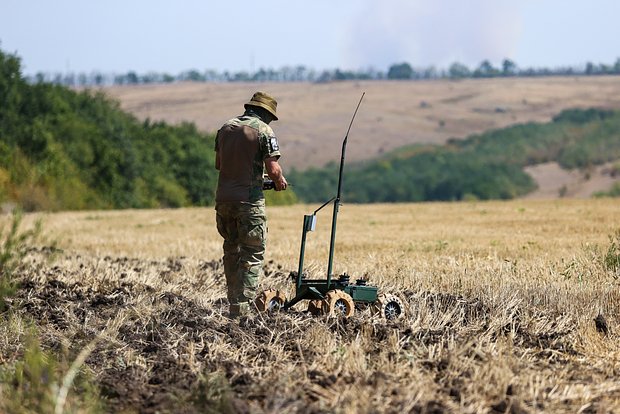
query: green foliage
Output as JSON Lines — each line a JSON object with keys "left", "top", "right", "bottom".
{"left": 290, "top": 108, "right": 620, "bottom": 203}
{"left": 264, "top": 187, "right": 299, "bottom": 206}
{"left": 0, "top": 332, "right": 104, "bottom": 413}
{"left": 451, "top": 109, "right": 620, "bottom": 170}
{"left": 604, "top": 230, "right": 620, "bottom": 275}
{"left": 5, "top": 43, "right": 619, "bottom": 208}
{"left": 552, "top": 108, "right": 615, "bottom": 124}
{"left": 290, "top": 148, "right": 536, "bottom": 203}
{"left": 1, "top": 333, "right": 57, "bottom": 413}
{"left": 473, "top": 60, "right": 501, "bottom": 78}
{"left": 0, "top": 211, "right": 41, "bottom": 311}
{"left": 192, "top": 371, "right": 235, "bottom": 413}
{"left": 387, "top": 62, "right": 414, "bottom": 80}
{"left": 502, "top": 59, "right": 517, "bottom": 76}
{"left": 449, "top": 62, "right": 471, "bottom": 79}
{"left": 0, "top": 47, "right": 217, "bottom": 211}
{"left": 594, "top": 182, "right": 620, "bottom": 198}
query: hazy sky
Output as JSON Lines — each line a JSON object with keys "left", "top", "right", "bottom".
{"left": 1, "top": 0, "right": 619, "bottom": 75}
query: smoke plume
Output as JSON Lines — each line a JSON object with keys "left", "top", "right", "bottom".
{"left": 344, "top": 0, "right": 523, "bottom": 69}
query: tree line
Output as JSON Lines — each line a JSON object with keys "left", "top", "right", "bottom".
{"left": 289, "top": 108, "right": 620, "bottom": 203}
{"left": 1, "top": 48, "right": 219, "bottom": 210}
{"left": 0, "top": 48, "right": 297, "bottom": 211}
{"left": 2, "top": 46, "right": 618, "bottom": 211}
{"left": 28, "top": 58, "right": 620, "bottom": 87}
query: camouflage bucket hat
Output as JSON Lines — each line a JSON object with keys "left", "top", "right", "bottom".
{"left": 244, "top": 91, "right": 278, "bottom": 120}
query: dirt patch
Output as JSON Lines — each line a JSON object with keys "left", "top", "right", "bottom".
{"left": 5, "top": 250, "right": 611, "bottom": 413}
{"left": 524, "top": 161, "right": 620, "bottom": 198}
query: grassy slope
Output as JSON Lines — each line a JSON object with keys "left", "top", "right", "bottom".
{"left": 104, "top": 77, "right": 620, "bottom": 199}
{"left": 103, "top": 77, "right": 620, "bottom": 171}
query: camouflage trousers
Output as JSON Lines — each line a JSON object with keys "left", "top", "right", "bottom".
{"left": 215, "top": 200, "right": 266, "bottom": 316}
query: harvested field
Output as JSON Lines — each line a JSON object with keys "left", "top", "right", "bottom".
{"left": 3, "top": 199, "right": 620, "bottom": 412}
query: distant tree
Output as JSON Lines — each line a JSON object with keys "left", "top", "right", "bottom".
{"left": 232, "top": 71, "right": 250, "bottom": 81}
{"left": 78, "top": 73, "right": 88, "bottom": 86}
{"left": 422, "top": 66, "right": 438, "bottom": 79}
{"left": 23, "top": 55, "right": 620, "bottom": 88}
{"left": 474, "top": 60, "right": 499, "bottom": 78}
{"left": 293, "top": 65, "right": 310, "bottom": 81}
{"left": 140, "top": 72, "right": 158, "bottom": 84}
{"left": 94, "top": 72, "right": 104, "bottom": 86}
{"left": 387, "top": 62, "right": 414, "bottom": 79}
{"left": 315, "top": 70, "right": 332, "bottom": 83}
{"left": 448, "top": 62, "right": 471, "bottom": 79}
{"left": 63, "top": 73, "right": 76, "bottom": 86}
{"left": 205, "top": 70, "right": 223, "bottom": 81}
{"left": 335, "top": 69, "right": 358, "bottom": 80}
{"left": 126, "top": 71, "right": 139, "bottom": 84}
{"left": 280, "top": 66, "right": 298, "bottom": 81}
{"left": 181, "top": 70, "right": 204, "bottom": 82}
{"left": 502, "top": 59, "right": 517, "bottom": 76}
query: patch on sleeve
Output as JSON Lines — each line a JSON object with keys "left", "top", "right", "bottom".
{"left": 269, "top": 136, "right": 280, "bottom": 152}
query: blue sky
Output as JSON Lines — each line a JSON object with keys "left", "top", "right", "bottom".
{"left": 1, "top": 0, "right": 619, "bottom": 75}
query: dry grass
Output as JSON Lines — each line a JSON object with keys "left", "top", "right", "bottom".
{"left": 102, "top": 77, "right": 620, "bottom": 198}
{"left": 4, "top": 198, "right": 620, "bottom": 413}
{"left": 103, "top": 77, "right": 620, "bottom": 171}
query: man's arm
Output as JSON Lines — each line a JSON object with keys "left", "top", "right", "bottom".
{"left": 215, "top": 151, "right": 221, "bottom": 170}
{"left": 264, "top": 157, "right": 287, "bottom": 191}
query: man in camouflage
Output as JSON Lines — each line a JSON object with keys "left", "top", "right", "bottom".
{"left": 215, "top": 91, "right": 288, "bottom": 318}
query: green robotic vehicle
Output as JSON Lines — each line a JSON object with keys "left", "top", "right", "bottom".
{"left": 256, "top": 93, "right": 404, "bottom": 320}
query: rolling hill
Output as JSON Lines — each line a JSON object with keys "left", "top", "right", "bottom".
{"left": 102, "top": 77, "right": 620, "bottom": 199}
{"left": 103, "top": 77, "right": 620, "bottom": 172}
{"left": 3, "top": 42, "right": 619, "bottom": 211}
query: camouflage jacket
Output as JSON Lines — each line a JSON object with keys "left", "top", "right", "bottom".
{"left": 215, "top": 113, "right": 281, "bottom": 203}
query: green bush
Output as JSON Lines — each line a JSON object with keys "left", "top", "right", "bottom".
{"left": 5, "top": 44, "right": 619, "bottom": 207}
{"left": 265, "top": 187, "right": 299, "bottom": 206}
{"left": 552, "top": 108, "right": 615, "bottom": 124}
{"left": 290, "top": 149, "right": 536, "bottom": 203}
{"left": 0, "top": 333, "right": 104, "bottom": 414}
{"left": 0, "top": 210, "right": 103, "bottom": 412}
{"left": 290, "top": 108, "right": 620, "bottom": 203}
{"left": 0, "top": 48, "right": 217, "bottom": 211}
{"left": 604, "top": 230, "right": 620, "bottom": 275}
{"left": 0, "top": 211, "right": 41, "bottom": 311}
{"left": 594, "top": 182, "right": 620, "bottom": 198}
{"left": 192, "top": 372, "right": 235, "bottom": 413}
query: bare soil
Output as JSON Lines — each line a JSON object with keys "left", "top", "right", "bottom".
{"left": 524, "top": 161, "right": 620, "bottom": 199}
{"left": 9, "top": 246, "right": 619, "bottom": 413}
{"left": 4, "top": 200, "right": 620, "bottom": 412}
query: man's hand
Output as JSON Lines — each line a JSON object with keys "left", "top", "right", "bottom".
{"left": 264, "top": 157, "right": 287, "bottom": 191}
{"left": 274, "top": 175, "right": 288, "bottom": 191}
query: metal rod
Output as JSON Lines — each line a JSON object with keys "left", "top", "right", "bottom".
{"left": 326, "top": 92, "right": 365, "bottom": 288}
{"left": 314, "top": 197, "right": 335, "bottom": 215}
{"left": 296, "top": 215, "right": 312, "bottom": 293}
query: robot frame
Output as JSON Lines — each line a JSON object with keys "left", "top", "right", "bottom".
{"left": 256, "top": 93, "right": 404, "bottom": 320}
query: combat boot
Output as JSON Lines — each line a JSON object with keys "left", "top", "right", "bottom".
{"left": 228, "top": 301, "right": 251, "bottom": 319}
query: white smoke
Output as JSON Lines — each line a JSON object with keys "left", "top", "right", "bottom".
{"left": 344, "top": 0, "right": 523, "bottom": 70}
